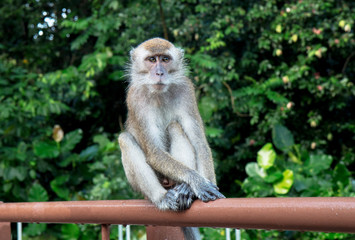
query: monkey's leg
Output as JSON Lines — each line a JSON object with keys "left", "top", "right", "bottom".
{"left": 167, "top": 122, "right": 226, "bottom": 203}
{"left": 118, "top": 132, "right": 179, "bottom": 211}
{"left": 167, "top": 122, "right": 196, "bottom": 170}
{"left": 166, "top": 122, "right": 197, "bottom": 210}
{"left": 167, "top": 123, "right": 201, "bottom": 238}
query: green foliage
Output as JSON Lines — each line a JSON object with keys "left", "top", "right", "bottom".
{"left": 242, "top": 125, "right": 354, "bottom": 239}
{"left": 61, "top": 224, "right": 80, "bottom": 240}
{"left": 1, "top": 0, "right": 354, "bottom": 239}
{"left": 29, "top": 183, "right": 49, "bottom": 202}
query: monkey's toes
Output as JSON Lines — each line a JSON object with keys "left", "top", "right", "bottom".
{"left": 196, "top": 181, "right": 226, "bottom": 202}
{"left": 159, "top": 190, "right": 179, "bottom": 211}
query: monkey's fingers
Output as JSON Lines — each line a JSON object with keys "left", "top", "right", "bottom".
{"left": 160, "top": 190, "right": 180, "bottom": 211}
{"left": 178, "top": 194, "right": 194, "bottom": 211}
{"left": 175, "top": 183, "right": 193, "bottom": 196}
{"left": 197, "top": 182, "right": 226, "bottom": 202}
{"left": 173, "top": 183, "right": 195, "bottom": 210}
{"left": 215, "top": 191, "right": 226, "bottom": 199}
{"left": 207, "top": 183, "right": 226, "bottom": 199}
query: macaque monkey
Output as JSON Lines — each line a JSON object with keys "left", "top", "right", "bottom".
{"left": 118, "top": 38, "right": 225, "bottom": 215}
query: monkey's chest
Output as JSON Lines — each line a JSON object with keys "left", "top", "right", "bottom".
{"left": 145, "top": 108, "right": 178, "bottom": 149}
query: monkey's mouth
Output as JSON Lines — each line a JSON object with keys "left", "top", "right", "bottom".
{"left": 153, "top": 83, "right": 167, "bottom": 91}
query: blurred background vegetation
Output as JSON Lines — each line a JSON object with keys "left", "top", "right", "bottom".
{"left": 1, "top": 0, "right": 354, "bottom": 239}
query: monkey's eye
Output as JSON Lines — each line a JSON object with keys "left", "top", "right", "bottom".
{"left": 148, "top": 56, "right": 156, "bottom": 63}
{"left": 162, "top": 56, "right": 170, "bottom": 63}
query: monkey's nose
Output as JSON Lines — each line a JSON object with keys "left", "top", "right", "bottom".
{"left": 156, "top": 71, "right": 164, "bottom": 76}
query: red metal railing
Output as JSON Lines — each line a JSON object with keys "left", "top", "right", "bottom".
{"left": 1, "top": 198, "right": 355, "bottom": 239}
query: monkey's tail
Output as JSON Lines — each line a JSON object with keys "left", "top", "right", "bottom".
{"left": 182, "top": 227, "right": 201, "bottom": 240}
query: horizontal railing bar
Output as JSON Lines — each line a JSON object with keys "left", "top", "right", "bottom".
{"left": 1, "top": 198, "right": 355, "bottom": 233}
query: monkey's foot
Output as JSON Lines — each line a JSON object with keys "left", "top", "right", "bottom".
{"left": 173, "top": 183, "right": 195, "bottom": 211}
{"left": 156, "top": 191, "right": 180, "bottom": 211}
{"left": 191, "top": 179, "right": 226, "bottom": 203}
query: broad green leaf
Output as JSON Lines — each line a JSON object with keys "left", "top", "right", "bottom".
{"left": 61, "top": 129, "right": 83, "bottom": 153}
{"left": 306, "top": 154, "right": 333, "bottom": 175}
{"left": 272, "top": 124, "right": 294, "bottom": 152}
{"left": 80, "top": 145, "right": 99, "bottom": 160}
{"left": 257, "top": 143, "right": 276, "bottom": 170}
{"left": 245, "top": 162, "right": 266, "bottom": 178}
{"left": 24, "top": 223, "right": 47, "bottom": 236}
{"left": 61, "top": 224, "right": 80, "bottom": 240}
{"left": 264, "top": 172, "right": 283, "bottom": 183}
{"left": 242, "top": 177, "right": 273, "bottom": 197}
{"left": 3, "top": 182, "right": 12, "bottom": 192}
{"left": 16, "top": 142, "right": 27, "bottom": 161}
{"left": 3, "top": 166, "right": 27, "bottom": 181}
{"left": 288, "top": 151, "right": 302, "bottom": 164}
{"left": 58, "top": 154, "right": 79, "bottom": 167}
{"left": 93, "top": 134, "right": 110, "bottom": 149}
{"left": 333, "top": 163, "right": 350, "bottom": 186}
{"left": 29, "top": 183, "right": 49, "bottom": 202}
{"left": 293, "top": 174, "right": 317, "bottom": 193}
{"left": 273, "top": 169, "right": 294, "bottom": 194}
{"left": 33, "top": 141, "right": 60, "bottom": 158}
{"left": 50, "top": 175, "right": 70, "bottom": 199}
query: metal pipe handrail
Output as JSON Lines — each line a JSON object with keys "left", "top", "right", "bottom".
{"left": 1, "top": 198, "right": 355, "bottom": 233}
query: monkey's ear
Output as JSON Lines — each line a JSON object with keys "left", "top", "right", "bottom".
{"left": 176, "top": 47, "right": 184, "bottom": 59}
{"left": 129, "top": 48, "right": 136, "bottom": 62}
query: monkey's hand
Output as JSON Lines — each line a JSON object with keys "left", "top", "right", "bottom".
{"left": 190, "top": 177, "right": 225, "bottom": 202}
{"left": 172, "top": 183, "right": 196, "bottom": 211}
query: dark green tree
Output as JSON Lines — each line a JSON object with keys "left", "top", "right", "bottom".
{"left": 0, "top": 0, "right": 354, "bottom": 239}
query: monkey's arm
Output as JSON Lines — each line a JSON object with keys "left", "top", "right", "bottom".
{"left": 119, "top": 131, "right": 181, "bottom": 211}
{"left": 178, "top": 111, "right": 217, "bottom": 184}
{"left": 142, "top": 122, "right": 224, "bottom": 202}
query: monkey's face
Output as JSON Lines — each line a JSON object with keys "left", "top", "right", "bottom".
{"left": 143, "top": 54, "right": 172, "bottom": 92}
{"left": 129, "top": 38, "right": 186, "bottom": 93}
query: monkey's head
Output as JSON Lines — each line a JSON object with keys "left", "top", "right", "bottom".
{"left": 129, "top": 38, "right": 186, "bottom": 93}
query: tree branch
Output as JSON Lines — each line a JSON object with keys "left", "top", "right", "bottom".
{"left": 222, "top": 81, "right": 250, "bottom": 117}
{"left": 342, "top": 51, "right": 355, "bottom": 75}
{"left": 157, "top": 0, "right": 169, "bottom": 40}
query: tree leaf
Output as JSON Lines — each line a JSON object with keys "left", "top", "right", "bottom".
{"left": 272, "top": 124, "right": 294, "bottom": 152}
{"left": 245, "top": 162, "right": 266, "bottom": 178}
{"left": 205, "top": 127, "right": 223, "bottom": 138}
{"left": 33, "top": 141, "right": 60, "bottom": 158}
{"left": 80, "top": 145, "right": 99, "bottom": 160}
{"left": 29, "top": 183, "right": 49, "bottom": 202}
{"left": 242, "top": 177, "right": 273, "bottom": 197}
{"left": 23, "top": 223, "right": 47, "bottom": 236}
{"left": 3, "top": 166, "right": 27, "bottom": 181}
{"left": 333, "top": 163, "right": 350, "bottom": 186}
{"left": 61, "top": 224, "right": 80, "bottom": 240}
{"left": 50, "top": 175, "right": 70, "bottom": 199}
{"left": 257, "top": 143, "right": 276, "bottom": 170}
{"left": 58, "top": 154, "right": 79, "bottom": 167}
{"left": 198, "top": 96, "right": 218, "bottom": 121}
{"left": 306, "top": 154, "right": 333, "bottom": 175}
{"left": 61, "top": 129, "right": 83, "bottom": 153}
{"left": 264, "top": 172, "right": 283, "bottom": 183}
{"left": 273, "top": 169, "right": 294, "bottom": 194}
{"left": 93, "top": 134, "right": 110, "bottom": 150}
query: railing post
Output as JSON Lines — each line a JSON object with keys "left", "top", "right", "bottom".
{"left": 0, "top": 202, "right": 11, "bottom": 240}
{"left": 101, "top": 224, "right": 110, "bottom": 240}
{"left": 146, "top": 226, "right": 185, "bottom": 240}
